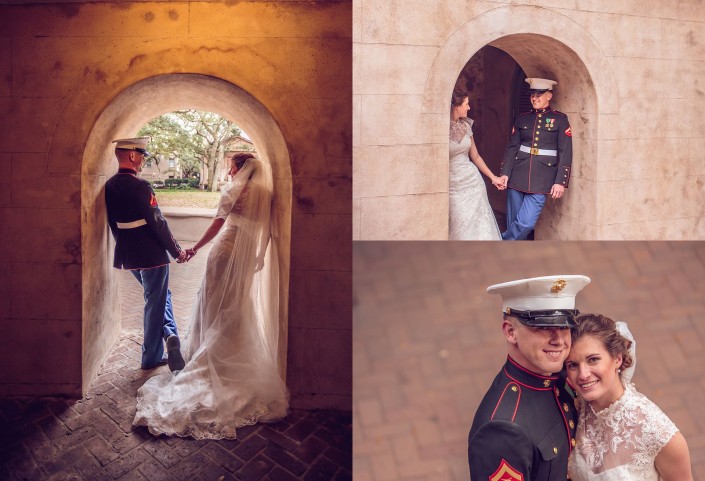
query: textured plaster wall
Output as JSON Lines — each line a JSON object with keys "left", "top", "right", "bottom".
{"left": 0, "top": 1, "right": 351, "bottom": 410}
{"left": 354, "top": 0, "right": 705, "bottom": 240}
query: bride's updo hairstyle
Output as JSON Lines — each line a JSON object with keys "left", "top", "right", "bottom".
{"left": 451, "top": 88, "right": 469, "bottom": 108}
{"left": 572, "top": 314, "right": 634, "bottom": 375}
{"left": 232, "top": 152, "right": 256, "bottom": 178}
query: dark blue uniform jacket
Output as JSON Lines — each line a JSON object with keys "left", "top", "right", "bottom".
{"left": 105, "top": 168, "right": 181, "bottom": 269}
{"left": 468, "top": 356, "right": 578, "bottom": 481}
{"left": 501, "top": 107, "right": 573, "bottom": 194}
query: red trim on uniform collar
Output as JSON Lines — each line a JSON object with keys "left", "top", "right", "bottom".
{"left": 532, "top": 107, "right": 552, "bottom": 113}
{"left": 504, "top": 356, "right": 558, "bottom": 390}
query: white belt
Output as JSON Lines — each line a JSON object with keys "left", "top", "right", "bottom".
{"left": 520, "top": 145, "right": 557, "bottom": 156}
{"left": 116, "top": 219, "right": 147, "bottom": 229}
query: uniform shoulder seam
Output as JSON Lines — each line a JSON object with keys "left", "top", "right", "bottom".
{"left": 490, "top": 382, "right": 521, "bottom": 422}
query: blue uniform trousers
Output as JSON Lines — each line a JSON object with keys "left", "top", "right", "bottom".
{"left": 502, "top": 189, "right": 547, "bottom": 240}
{"left": 131, "top": 265, "right": 179, "bottom": 369}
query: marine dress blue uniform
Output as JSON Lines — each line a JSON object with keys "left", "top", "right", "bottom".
{"left": 468, "top": 356, "right": 578, "bottom": 481}
{"left": 468, "top": 275, "right": 590, "bottom": 481}
{"left": 105, "top": 167, "right": 182, "bottom": 369}
{"left": 500, "top": 106, "right": 573, "bottom": 240}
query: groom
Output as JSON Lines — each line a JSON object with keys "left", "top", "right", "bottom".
{"left": 499, "top": 78, "right": 573, "bottom": 240}
{"left": 468, "top": 275, "right": 588, "bottom": 481}
{"left": 105, "top": 136, "right": 187, "bottom": 372}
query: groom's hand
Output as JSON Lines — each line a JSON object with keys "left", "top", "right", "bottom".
{"left": 176, "top": 250, "right": 188, "bottom": 263}
{"left": 550, "top": 184, "right": 565, "bottom": 199}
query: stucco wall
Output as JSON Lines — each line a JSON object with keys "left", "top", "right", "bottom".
{"left": 0, "top": 0, "right": 351, "bottom": 411}
{"left": 353, "top": 0, "right": 705, "bottom": 240}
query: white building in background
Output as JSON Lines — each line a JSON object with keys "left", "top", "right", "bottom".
{"left": 138, "top": 135, "right": 253, "bottom": 186}
{"left": 201, "top": 135, "right": 256, "bottom": 189}
{"left": 139, "top": 155, "right": 183, "bottom": 182}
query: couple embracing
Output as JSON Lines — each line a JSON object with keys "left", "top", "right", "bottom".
{"left": 449, "top": 78, "right": 571, "bottom": 240}
{"left": 105, "top": 137, "right": 287, "bottom": 439}
{"left": 468, "top": 275, "right": 692, "bottom": 481}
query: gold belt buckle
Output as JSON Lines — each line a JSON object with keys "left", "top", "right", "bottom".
{"left": 530, "top": 147, "right": 540, "bottom": 155}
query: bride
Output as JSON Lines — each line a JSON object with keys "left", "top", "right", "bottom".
{"left": 449, "top": 89, "right": 503, "bottom": 240}
{"left": 565, "top": 314, "right": 692, "bottom": 480}
{"left": 133, "top": 153, "right": 288, "bottom": 439}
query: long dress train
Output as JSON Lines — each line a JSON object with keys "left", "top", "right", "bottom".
{"left": 133, "top": 159, "right": 288, "bottom": 440}
{"left": 449, "top": 118, "right": 501, "bottom": 240}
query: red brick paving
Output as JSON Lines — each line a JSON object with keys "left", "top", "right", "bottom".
{"left": 0, "top": 242, "right": 351, "bottom": 481}
{"left": 354, "top": 241, "right": 705, "bottom": 481}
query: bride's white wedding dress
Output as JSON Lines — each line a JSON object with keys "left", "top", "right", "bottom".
{"left": 133, "top": 159, "right": 288, "bottom": 440}
{"left": 448, "top": 118, "right": 501, "bottom": 240}
{"left": 569, "top": 383, "right": 678, "bottom": 481}
{"left": 569, "top": 322, "right": 678, "bottom": 481}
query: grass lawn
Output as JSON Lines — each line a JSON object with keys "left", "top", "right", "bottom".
{"left": 153, "top": 189, "right": 221, "bottom": 208}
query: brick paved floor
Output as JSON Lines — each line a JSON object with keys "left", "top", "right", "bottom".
{"left": 0, "top": 242, "right": 351, "bottom": 481}
{"left": 353, "top": 241, "right": 705, "bottom": 481}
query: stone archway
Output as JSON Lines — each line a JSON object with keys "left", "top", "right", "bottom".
{"left": 80, "top": 74, "right": 292, "bottom": 394}
{"left": 424, "top": 5, "right": 619, "bottom": 239}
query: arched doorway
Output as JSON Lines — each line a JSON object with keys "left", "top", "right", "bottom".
{"left": 80, "top": 74, "right": 292, "bottom": 394}
{"left": 426, "top": 5, "right": 619, "bottom": 239}
{"left": 451, "top": 45, "right": 522, "bottom": 230}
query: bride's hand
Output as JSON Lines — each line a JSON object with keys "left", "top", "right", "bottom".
{"left": 492, "top": 175, "right": 506, "bottom": 190}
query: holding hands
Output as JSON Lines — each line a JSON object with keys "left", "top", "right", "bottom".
{"left": 492, "top": 175, "right": 508, "bottom": 191}
{"left": 175, "top": 249, "right": 197, "bottom": 263}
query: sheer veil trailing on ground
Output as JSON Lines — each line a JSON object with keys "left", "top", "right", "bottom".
{"left": 134, "top": 158, "right": 289, "bottom": 440}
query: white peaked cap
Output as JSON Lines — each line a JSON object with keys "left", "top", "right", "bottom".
{"left": 525, "top": 78, "right": 557, "bottom": 91}
{"left": 487, "top": 275, "right": 591, "bottom": 313}
{"left": 112, "top": 137, "right": 150, "bottom": 150}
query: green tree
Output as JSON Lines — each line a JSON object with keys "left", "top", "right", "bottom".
{"left": 172, "top": 110, "right": 244, "bottom": 191}
{"left": 137, "top": 114, "right": 200, "bottom": 179}
{"left": 138, "top": 110, "right": 247, "bottom": 189}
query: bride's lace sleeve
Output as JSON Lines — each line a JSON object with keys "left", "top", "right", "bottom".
{"left": 578, "top": 384, "right": 678, "bottom": 473}
{"left": 449, "top": 117, "right": 474, "bottom": 143}
{"left": 215, "top": 177, "right": 247, "bottom": 220}
{"left": 633, "top": 394, "right": 678, "bottom": 466}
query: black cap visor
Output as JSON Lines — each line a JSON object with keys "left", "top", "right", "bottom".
{"left": 117, "top": 147, "right": 150, "bottom": 156}
{"left": 505, "top": 308, "right": 579, "bottom": 328}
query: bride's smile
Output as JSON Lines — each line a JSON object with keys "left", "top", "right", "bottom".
{"left": 565, "top": 335, "right": 624, "bottom": 411}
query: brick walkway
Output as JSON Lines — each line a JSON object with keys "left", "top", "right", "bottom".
{"left": 0, "top": 242, "right": 351, "bottom": 481}
{"left": 353, "top": 241, "right": 705, "bottom": 481}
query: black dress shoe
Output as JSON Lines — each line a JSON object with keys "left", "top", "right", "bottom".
{"left": 166, "top": 335, "right": 186, "bottom": 372}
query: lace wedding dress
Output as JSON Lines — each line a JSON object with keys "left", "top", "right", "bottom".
{"left": 133, "top": 159, "right": 288, "bottom": 439}
{"left": 449, "top": 118, "right": 501, "bottom": 240}
{"left": 569, "top": 322, "right": 678, "bottom": 480}
{"left": 569, "top": 383, "right": 677, "bottom": 481}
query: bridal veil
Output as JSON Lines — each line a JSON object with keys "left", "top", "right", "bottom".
{"left": 134, "top": 158, "right": 289, "bottom": 439}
